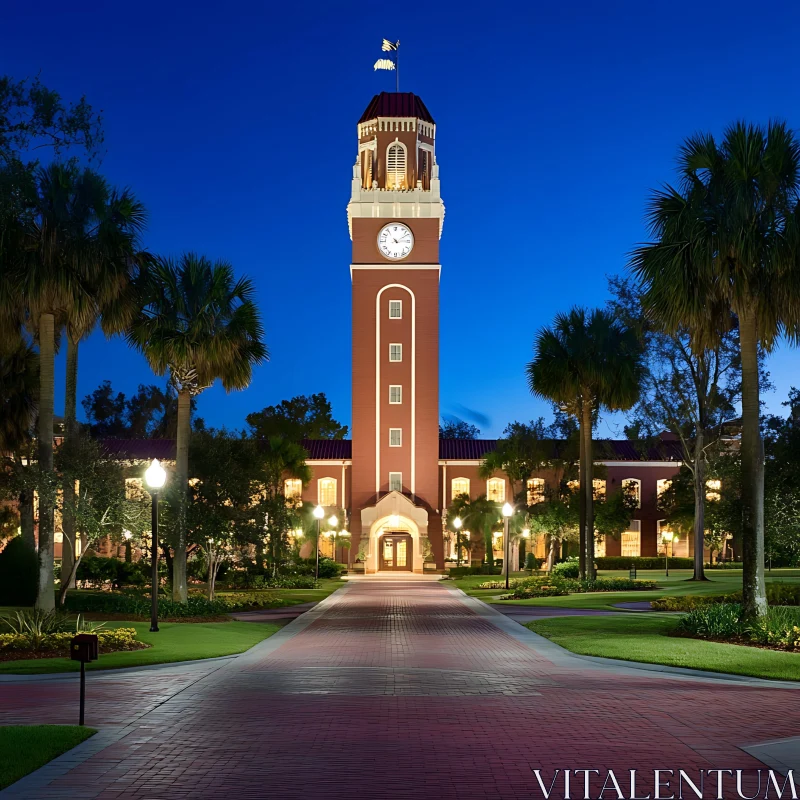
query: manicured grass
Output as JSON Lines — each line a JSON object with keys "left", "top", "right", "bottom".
{"left": 0, "top": 620, "right": 284, "bottom": 675}
{"left": 527, "top": 614, "right": 800, "bottom": 681}
{"left": 486, "top": 569, "right": 800, "bottom": 610}
{"left": 216, "top": 578, "right": 344, "bottom": 606}
{"left": 0, "top": 725, "right": 96, "bottom": 789}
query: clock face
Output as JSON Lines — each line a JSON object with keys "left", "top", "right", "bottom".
{"left": 378, "top": 223, "right": 414, "bottom": 260}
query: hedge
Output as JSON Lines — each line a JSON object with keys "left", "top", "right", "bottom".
{"left": 652, "top": 583, "right": 800, "bottom": 611}
{"left": 447, "top": 565, "right": 502, "bottom": 578}
{"left": 0, "top": 627, "right": 140, "bottom": 654}
{"left": 595, "top": 556, "right": 695, "bottom": 570}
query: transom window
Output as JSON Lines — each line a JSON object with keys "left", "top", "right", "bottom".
{"left": 389, "top": 343, "right": 402, "bottom": 362}
{"left": 389, "top": 472, "right": 403, "bottom": 492}
{"left": 318, "top": 477, "right": 337, "bottom": 506}
{"left": 389, "top": 385, "right": 402, "bottom": 404}
{"left": 451, "top": 477, "right": 470, "bottom": 500}
{"left": 284, "top": 479, "right": 302, "bottom": 501}
{"left": 386, "top": 142, "right": 407, "bottom": 190}
{"left": 622, "top": 478, "right": 641, "bottom": 508}
{"left": 486, "top": 478, "right": 505, "bottom": 503}
{"left": 527, "top": 478, "right": 545, "bottom": 504}
{"left": 389, "top": 428, "right": 402, "bottom": 447}
{"left": 389, "top": 300, "right": 402, "bottom": 319}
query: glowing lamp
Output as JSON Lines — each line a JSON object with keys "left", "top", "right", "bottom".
{"left": 453, "top": 516, "right": 463, "bottom": 530}
{"left": 313, "top": 505, "right": 325, "bottom": 520}
{"left": 522, "top": 528, "right": 530, "bottom": 538}
{"left": 328, "top": 515, "right": 338, "bottom": 527}
{"left": 145, "top": 459, "right": 166, "bottom": 489}
{"left": 501, "top": 502, "right": 513, "bottom": 518}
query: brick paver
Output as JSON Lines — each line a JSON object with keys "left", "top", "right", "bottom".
{"left": 2, "top": 580, "right": 799, "bottom": 798}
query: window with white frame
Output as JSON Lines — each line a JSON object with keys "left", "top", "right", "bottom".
{"left": 451, "top": 477, "right": 470, "bottom": 500}
{"left": 594, "top": 533, "right": 607, "bottom": 558}
{"left": 318, "top": 477, "right": 337, "bottom": 506}
{"left": 593, "top": 479, "right": 606, "bottom": 500}
{"left": 389, "top": 472, "right": 403, "bottom": 492}
{"left": 706, "top": 479, "right": 721, "bottom": 502}
{"left": 389, "top": 428, "right": 402, "bottom": 447}
{"left": 621, "top": 520, "right": 641, "bottom": 557}
{"left": 284, "top": 479, "right": 302, "bottom": 501}
{"left": 622, "top": 478, "right": 641, "bottom": 508}
{"left": 389, "top": 385, "right": 402, "bottom": 404}
{"left": 656, "top": 479, "right": 672, "bottom": 505}
{"left": 125, "top": 478, "right": 147, "bottom": 502}
{"left": 486, "top": 478, "right": 505, "bottom": 503}
{"left": 527, "top": 478, "right": 545, "bottom": 504}
{"left": 386, "top": 142, "right": 407, "bottom": 189}
{"left": 389, "top": 343, "right": 402, "bottom": 362}
{"left": 388, "top": 300, "right": 402, "bottom": 319}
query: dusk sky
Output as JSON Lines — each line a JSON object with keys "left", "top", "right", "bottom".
{"left": 6, "top": 0, "right": 800, "bottom": 437}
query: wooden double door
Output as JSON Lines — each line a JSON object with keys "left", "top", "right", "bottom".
{"left": 379, "top": 533, "right": 413, "bottom": 572}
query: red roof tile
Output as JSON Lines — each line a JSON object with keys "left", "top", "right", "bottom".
{"left": 358, "top": 92, "right": 434, "bottom": 124}
{"left": 301, "top": 439, "right": 352, "bottom": 460}
{"left": 99, "top": 439, "right": 176, "bottom": 461}
{"left": 438, "top": 439, "right": 682, "bottom": 462}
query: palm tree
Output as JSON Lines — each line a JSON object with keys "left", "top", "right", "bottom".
{"left": 631, "top": 122, "right": 800, "bottom": 618}
{"left": 450, "top": 494, "right": 501, "bottom": 567}
{"left": 11, "top": 162, "right": 118, "bottom": 609}
{"left": 527, "top": 308, "right": 643, "bottom": 580}
{"left": 127, "top": 254, "right": 268, "bottom": 602}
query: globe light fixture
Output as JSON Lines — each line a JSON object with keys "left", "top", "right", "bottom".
{"left": 313, "top": 505, "right": 325, "bottom": 519}
{"left": 501, "top": 502, "right": 514, "bottom": 589}
{"left": 453, "top": 516, "right": 462, "bottom": 530}
{"left": 501, "top": 502, "right": 513, "bottom": 518}
{"left": 452, "top": 516, "right": 464, "bottom": 566}
{"left": 522, "top": 528, "right": 530, "bottom": 538}
{"left": 123, "top": 530, "right": 132, "bottom": 540}
{"left": 329, "top": 515, "right": 338, "bottom": 527}
{"left": 661, "top": 529, "right": 675, "bottom": 577}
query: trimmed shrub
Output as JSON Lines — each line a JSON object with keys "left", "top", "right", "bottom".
{"left": 525, "top": 553, "right": 542, "bottom": 571}
{"left": 595, "top": 556, "right": 695, "bottom": 570}
{"left": 500, "top": 575, "right": 659, "bottom": 599}
{"left": 705, "top": 561, "right": 743, "bottom": 569}
{"left": 227, "top": 571, "right": 321, "bottom": 590}
{"left": 551, "top": 558, "right": 580, "bottom": 578}
{"left": 0, "top": 537, "right": 38, "bottom": 606}
{"left": 677, "top": 603, "right": 800, "bottom": 650}
{"left": 677, "top": 603, "right": 743, "bottom": 638}
{"left": 0, "top": 626, "right": 140, "bottom": 654}
{"left": 447, "top": 565, "right": 502, "bottom": 578}
{"left": 652, "top": 583, "right": 800, "bottom": 611}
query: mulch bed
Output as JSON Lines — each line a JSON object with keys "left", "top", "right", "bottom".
{"left": 671, "top": 630, "right": 800, "bottom": 654}
{"left": 81, "top": 613, "right": 232, "bottom": 623}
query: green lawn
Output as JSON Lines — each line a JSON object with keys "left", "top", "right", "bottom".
{"left": 0, "top": 725, "right": 96, "bottom": 790}
{"left": 527, "top": 614, "right": 800, "bottom": 681}
{"left": 0, "top": 620, "right": 284, "bottom": 675}
{"left": 477, "top": 569, "right": 800, "bottom": 610}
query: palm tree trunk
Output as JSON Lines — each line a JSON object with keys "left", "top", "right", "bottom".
{"left": 547, "top": 536, "right": 557, "bottom": 571}
{"left": 578, "top": 410, "right": 587, "bottom": 580}
{"left": 739, "top": 310, "right": 767, "bottom": 618}
{"left": 19, "top": 488, "right": 35, "bottom": 550}
{"left": 582, "top": 402, "right": 595, "bottom": 581}
{"left": 61, "top": 335, "right": 79, "bottom": 589}
{"left": 691, "top": 431, "right": 708, "bottom": 581}
{"left": 36, "top": 312, "right": 56, "bottom": 611}
{"left": 173, "top": 387, "right": 191, "bottom": 602}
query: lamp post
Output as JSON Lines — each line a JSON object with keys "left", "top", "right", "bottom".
{"left": 328, "top": 514, "right": 339, "bottom": 561}
{"left": 313, "top": 504, "right": 325, "bottom": 580}
{"left": 662, "top": 530, "right": 674, "bottom": 577}
{"left": 453, "top": 516, "right": 463, "bottom": 567}
{"left": 521, "top": 527, "right": 530, "bottom": 572}
{"left": 144, "top": 459, "right": 166, "bottom": 633}
{"left": 122, "top": 529, "right": 132, "bottom": 563}
{"left": 340, "top": 528, "right": 351, "bottom": 568}
{"left": 502, "top": 502, "right": 514, "bottom": 590}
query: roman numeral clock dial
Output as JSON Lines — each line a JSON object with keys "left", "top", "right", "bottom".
{"left": 378, "top": 223, "right": 414, "bottom": 260}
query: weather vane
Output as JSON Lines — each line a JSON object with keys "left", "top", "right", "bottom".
{"left": 374, "top": 39, "right": 400, "bottom": 92}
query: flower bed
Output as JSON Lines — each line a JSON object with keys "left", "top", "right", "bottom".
{"left": 651, "top": 583, "right": 800, "bottom": 611}
{"left": 0, "top": 627, "right": 144, "bottom": 662}
{"left": 476, "top": 576, "right": 659, "bottom": 599}
{"left": 677, "top": 603, "right": 800, "bottom": 651}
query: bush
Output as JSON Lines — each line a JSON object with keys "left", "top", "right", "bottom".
{"left": 447, "top": 565, "right": 502, "bottom": 578}
{"left": 0, "top": 626, "right": 140, "bottom": 654}
{"left": 0, "top": 537, "right": 38, "bottom": 605}
{"left": 595, "top": 556, "right": 695, "bottom": 570}
{"left": 503, "top": 575, "right": 658, "bottom": 599}
{"left": 226, "top": 571, "right": 321, "bottom": 590}
{"left": 678, "top": 603, "right": 744, "bottom": 638}
{"left": 677, "top": 603, "right": 800, "bottom": 650}
{"left": 76, "top": 556, "right": 149, "bottom": 589}
{"left": 706, "top": 561, "right": 743, "bottom": 569}
{"left": 551, "top": 558, "right": 580, "bottom": 578}
{"left": 652, "top": 583, "right": 800, "bottom": 611}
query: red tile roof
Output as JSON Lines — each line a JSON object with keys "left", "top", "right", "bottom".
{"left": 99, "top": 439, "right": 176, "bottom": 461}
{"left": 358, "top": 92, "right": 434, "bottom": 124}
{"left": 438, "top": 439, "right": 682, "bottom": 462}
{"left": 301, "top": 439, "right": 352, "bottom": 460}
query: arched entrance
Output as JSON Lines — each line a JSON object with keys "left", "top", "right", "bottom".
{"left": 378, "top": 531, "right": 413, "bottom": 571}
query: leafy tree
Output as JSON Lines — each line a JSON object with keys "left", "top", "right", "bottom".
{"left": 527, "top": 307, "right": 644, "bottom": 579}
{"left": 630, "top": 122, "right": 800, "bottom": 617}
{"left": 127, "top": 253, "right": 268, "bottom": 602}
{"left": 439, "top": 419, "right": 480, "bottom": 439}
{"left": 246, "top": 393, "right": 347, "bottom": 442}
{"left": 607, "top": 275, "right": 742, "bottom": 581}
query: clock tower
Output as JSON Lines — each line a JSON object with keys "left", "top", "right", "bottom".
{"left": 347, "top": 91, "right": 445, "bottom": 572}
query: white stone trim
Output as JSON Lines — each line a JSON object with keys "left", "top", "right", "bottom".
{"left": 376, "top": 284, "right": 416, "bottom": 495}
{"left": 306, "top": 460, "right": 352, "bottom": 466}
{"left": 439, "top": 459, "right": 680, "bottom": 467}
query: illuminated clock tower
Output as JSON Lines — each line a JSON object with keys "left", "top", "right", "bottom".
{"left": 347, "top": 92, "right": 445, "bottom": 571}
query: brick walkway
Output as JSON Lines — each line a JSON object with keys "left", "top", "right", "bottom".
{"left": 3, "top": 580, "right": 800, "bottom": 798}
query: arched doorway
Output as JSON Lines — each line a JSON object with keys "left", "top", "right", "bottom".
{"left": 379, "top": 531, "right": 413, "bottom": 572}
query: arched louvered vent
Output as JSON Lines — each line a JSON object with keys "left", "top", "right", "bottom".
{"left": 386, "top": 142, "right": 407, "bottom": 189}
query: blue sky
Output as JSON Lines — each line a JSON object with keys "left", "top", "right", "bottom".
{"left": 5, "top": 0, "right": 800, "bottom": 437}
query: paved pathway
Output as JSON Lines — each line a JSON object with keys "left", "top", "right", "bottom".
{"left": 3, "top": 581, "right": 800, "bottom": 798}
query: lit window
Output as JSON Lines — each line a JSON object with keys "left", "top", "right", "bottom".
{"left": 389, "top": 428, "right": 402, "bottom": 447}
{"left": 527, "top": 478, "right": 545, "bottom": 504}
{"left": 452, "top": 477, "right": 470, "bottom": 500}
{"left": 389, "top": 300, "right": 402, "bottom": 319}
{"left": 593, "top": 479, "right": 606, "bottom": 500}
{"left": 567, "top": 479, "right": 579, "bottom": 493}
{"left": 318, "top": 477, "right": 337, "bottom": 506}
{"left": 389, "top": 472, "right": 403, "bottom": 492}
{"left": 706, "top": 479, "right": 721, "bottom": 502}
{"left": 389, "top": 343, "right": 402, "bottom": 362}
{"left": 594, "top": 534, "right": 607, "bottom": 558}
{"left": 656, "top": 479, "right": 672, "bottom": 504}
{"left": 386, "top": 142, "right": 407, "bottom": 189}
{"left": 486, "top": 478, "right": 505, "bottom": 503}
{"left": 284, "top": 479, "right": 302, "bottom": 501}
{"left": 621, "top": 520, "right": 641, "bottom": 557}
{"left": 389, "top": 385, "right": 402, "bottom": 404}
{"left": 622, "top": 478, "right": 641, "bottom": 508}
{"left": 125, "top": 478, "right": 147, "bottom": 502}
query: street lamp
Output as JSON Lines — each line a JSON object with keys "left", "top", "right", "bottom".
{"left": 453, "top": 516, "right": 463, "bottom": 567}
{"left": 662, "top": 530, "right": 674, "bottom": 577}
{"left": 328, "top": 515, "right": 339, "bottom": 561}
{"left": 122, "top": 529, "right": 133, "bottom": 563}
{"left": 502, "top": 502, "right": 514, "bottom": 590}
{"left": 313, "top": 504, "right": 325, "bottom": 580}
{"left": 340, "top": 528, "right": 351, "bottom": 568}
{"left": 144, "top": 459, "right": 166, "bottom": 633}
